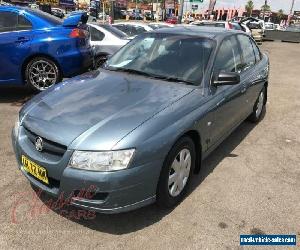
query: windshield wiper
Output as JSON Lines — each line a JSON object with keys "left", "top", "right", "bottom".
{"left": 106, "top": 67, "right": 154, "bottom": 77}
{"left": 106, "top": 67, "right": 195, "bottom": 85}
{"left": 150, "top": 75, "right": 195, "bottom": 85}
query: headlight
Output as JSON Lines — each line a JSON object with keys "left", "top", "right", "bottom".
{"left": 68, "top": 149, "right": 135, "bottom": 171}
{"left": 13, "top": 116, "right": 20, "bottom": 137}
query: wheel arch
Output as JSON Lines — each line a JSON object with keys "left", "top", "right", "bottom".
{"left": 264, "top": 81, "right": 268, "bottom": 105}
{"left": 21, "top": 53, "right": 63, "bottom": 84}
{"left": 174, "top": 130, "right": 202, "bottom": 174}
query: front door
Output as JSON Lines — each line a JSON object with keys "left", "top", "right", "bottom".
{"left": 208, "top": 35, "right": 248, "bottom": 148}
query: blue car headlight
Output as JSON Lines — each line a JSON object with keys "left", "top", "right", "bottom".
{"left": 68, "top": 149, "right": 135, "bottom": 171}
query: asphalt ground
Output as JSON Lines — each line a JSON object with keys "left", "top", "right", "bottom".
{"left": 0, "top": 42, "right": 299, "bottom": 249}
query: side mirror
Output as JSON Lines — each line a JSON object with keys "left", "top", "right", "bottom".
{"left": 213, "top": 72, "right": 240, "bottom": 86}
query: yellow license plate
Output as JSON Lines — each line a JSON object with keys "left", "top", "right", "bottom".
{"left": 21, "top": 155, "right": 49, "bottom": 185}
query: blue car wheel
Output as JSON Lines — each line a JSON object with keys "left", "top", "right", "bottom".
{"left": 25, "top": 57, "right": 61, "bottom": 92}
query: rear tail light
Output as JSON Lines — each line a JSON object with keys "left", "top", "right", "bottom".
{"left": 69, "top": 28, "right": 86, "bottom": 38}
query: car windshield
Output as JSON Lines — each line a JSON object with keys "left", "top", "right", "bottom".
{"left": 105, "top": 33, "right": 214, "bottom": 85}
{"left": 27, "top": 9, "right": 62, "bottom": 26}
{"left": 99, "top": 24, "right": 128, "bottom": 39}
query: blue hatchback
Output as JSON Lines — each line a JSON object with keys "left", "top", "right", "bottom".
{"left": 0, "top": 7, "right": 93, "bottom": 91}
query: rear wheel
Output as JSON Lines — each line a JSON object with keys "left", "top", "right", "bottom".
{"left": 248, "top": 86, "right": 266, "bottom": 123}
{"left": 156, "top": 136, "right": 196, "bottom": 208}
{"left": 25, "top": 57, "right": 61, "bottom": 92}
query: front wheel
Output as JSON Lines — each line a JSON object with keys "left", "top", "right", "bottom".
{"left": 248, "top": 86, "right": 266, "bottom": 123}
{"left": 25, "top": 57, "right": 61, "bottom": 92}
{"left": 94, "top": 55, "right": 108, "bottom": 68}
{"left": 156, "top": 136, "right": 196, "bottom": 208}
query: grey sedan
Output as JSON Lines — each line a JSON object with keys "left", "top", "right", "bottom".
{"left": 12, "top": 27, "right": 269, "bottom": 213}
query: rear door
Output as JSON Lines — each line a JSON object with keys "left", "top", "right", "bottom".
{"left": 0, "top": 11, "right": 33, "bottom": 85}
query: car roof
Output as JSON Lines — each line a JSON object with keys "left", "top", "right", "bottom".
{"left": 0, "top": 5, "right": 28, "bottom": 11}
{"left": 151, "top": 25, "right": 242, "bottom": 39}
{"left": 114, "top": 22, "right": 150, "bottom": 28}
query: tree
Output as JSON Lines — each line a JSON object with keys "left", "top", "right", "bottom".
{"left": 245, "top": 0, "right": 254, "bottom": 17}
{"left": 261, "top": 4, "right": 271, "bottom": 12}
{"left": 277, "top": 9, "right": 284, "bottom": 20}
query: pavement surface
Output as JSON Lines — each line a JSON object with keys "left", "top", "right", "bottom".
{"left": 0, "top": 42, "right": 299, "bottom": 249}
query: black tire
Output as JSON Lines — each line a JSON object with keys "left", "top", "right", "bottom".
{"left": 156, "top": 136, "right": 196, "bottom": 208}
{"left": 25, "top": 57, "right": 61, "bottom": 92}
{"left": 248, "top": 86, "right": 266, "bottom": 123}
{"left": 95, "top": 55, "right": 108, "bottom": 68}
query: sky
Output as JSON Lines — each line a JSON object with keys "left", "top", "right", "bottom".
{"left": 212, "top": 0, "right": 300, "bottom": 13}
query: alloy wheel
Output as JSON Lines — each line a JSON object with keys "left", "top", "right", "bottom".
{"left": 28, "top": 60, "right": 58, "bottom": 91}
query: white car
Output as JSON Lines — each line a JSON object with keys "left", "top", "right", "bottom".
{"left": 88, "top": 23, "right": 131, "bottom": 67}
{"left": 265, "top": 22, "right": 276, "bottom": 30}
{"left": 112, "top": 22, "right": 153, "bottom": 37}
{"left": 148, "top": 22, "right": 174, "bottom": 29}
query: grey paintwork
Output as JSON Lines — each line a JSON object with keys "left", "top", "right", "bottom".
{"left": 12, "top": 27, "right": 269, "bottom": 213}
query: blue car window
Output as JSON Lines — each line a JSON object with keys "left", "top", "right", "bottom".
{"left": 17, "top": 15, "right": 32, "bottom": 30}
{"left": 0, "top": 11, "right": 17, "bottom": 32}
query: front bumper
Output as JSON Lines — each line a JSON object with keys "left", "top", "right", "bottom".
{"left": 12, "top": 127, "right": 162, "bottom": 214}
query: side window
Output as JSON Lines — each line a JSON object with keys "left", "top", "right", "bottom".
{"left": 90, "top": 27, "right": 105, "bottom": 41}
{"left": 214, "top": 36, "right": 243, "bottom": 73}
{"left": 0, "top": 12, "right": 17, "bottom": 32}
{"left": 18, "top": 15, "right": 32, "bottom": 30}
{"left": 237, "top": 35, "right": 256, "bottom": 70}
{"left": 250, "top": 39, "right": 261, "bottom": 62}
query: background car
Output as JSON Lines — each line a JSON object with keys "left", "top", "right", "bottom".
{"left": 88, "top": 23, "right": 130, "bottom": 67}
{"left": 191, "top": 20, "right": 250, "bottom": 34}
{"left": 0, "top": 7, "right": 93, "bottom": 91}
{"left": 51, "top": 8, "right": 65, "bottom": 19}
{"left": 112, "top": 22, "right": 153, "bottom": 37}
{"left": 265, "top": 22, "right": 275, "bottom": 31}
{"left": 166, "top": 16, "right": 178, "bottom": 24}
{"left": 148, "top": 22, "right": 174, "bottom": 29}
{"left": 247, "top": 22, "right": 264, "bottom": 44}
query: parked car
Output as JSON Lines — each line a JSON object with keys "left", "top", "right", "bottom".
{"left": 191, "top": 20, "right": 250, "bottom": 34}
{"left": 247, "top": 22, "right": 264, "bottom": 44}
{"left": 265, "top": 22, "right": 275, "bottom": 30}
{"left": 13, "top": 26, "right": 269, "bottom": 214}
{"left": 88, "top": 23, "right": 130, "bottom": 67}
{"left": 240, "top": 17, "right": 264, "bottom": 44}
{"left": 148, "top": 22, "right": 174, "bottom": 29}
{"left": 112, "top": 22, "right": 153, "bottom": 37}
{"left": 51, "top": 8, "right": 65, "bottom": 19}
{"left": 0, "top": 7, "right": 93, "bottom": 91}
{"left": 129, "top": 12, "right": 143, "bottom": 20}
{"left": 166, "top": 16, "right": 178, "bottom": 24}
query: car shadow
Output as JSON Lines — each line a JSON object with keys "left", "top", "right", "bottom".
{"left": 0, "top": 86, "right": 34, "bottom": 106}
{"left": 33, "top": 109, "right": 265, "bottom": 235}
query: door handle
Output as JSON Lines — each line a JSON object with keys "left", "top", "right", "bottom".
{"left": 241, "top": 87, "right": 247, "bottom": 94}
{"left": 15, "top": 37, "right": 29, "bottom": 43}
{"left": 216, "top": 97, "right": 225, "bottom": 107}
